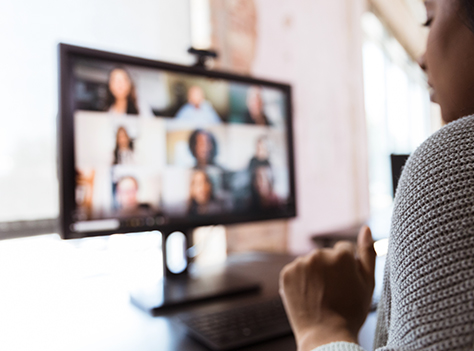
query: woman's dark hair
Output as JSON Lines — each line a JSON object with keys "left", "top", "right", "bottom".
{"left": 105, "top": 67, "right": 139, "bottom": 115}
{"left": 460, "top": 0, "right": 474, "bottom": 33}
{"left": 113, "top": 126, "right": 134, "bottom": 165}
{"left": 188, "top": 129, "right": 218, "bottom": 165}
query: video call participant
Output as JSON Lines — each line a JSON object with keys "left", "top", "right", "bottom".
{"left": 251, "top": 165, "right": 279, "bottom": 212}
{"left": 244, "top": 87, "right": 271, "bottom": 126}
{"left": 248, "top": 136, "right": 271, "bottom": 173}
{"left": 115, "top": 176, "right": 152, "bottom": 217}
{"left": 189, "top": 129, "right": 220, "bottom": 169}
{"left": 113, "top": 126, "right": 135, "bottom": 165}
{"left": 175, "top": 85, "right": 222, "bottom": 125}
{"left": 105, "top": 67, "right": 139, "bottom": 115}
{"left": 188, "top": 170, "right": 225, "bottom": 216}
{"left": 75, "top": 169, "right": 95, "bottom": 219}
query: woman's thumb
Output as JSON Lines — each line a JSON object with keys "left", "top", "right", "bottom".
{"left": 357, "top": 225, "right": 376, "bottom": 284}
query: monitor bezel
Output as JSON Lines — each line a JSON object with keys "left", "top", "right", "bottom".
{"left": 59, "top": 43, "right": 297, "bottom": 239}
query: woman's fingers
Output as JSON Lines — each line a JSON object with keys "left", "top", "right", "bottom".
{"left": 333, "top": 240, "right": 356, "bottom": 256}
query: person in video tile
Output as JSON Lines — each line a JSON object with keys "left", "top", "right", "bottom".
{"left": 244, "top": 87, "right": 271, "bottom": 126}
{"left": 175, "top": 86, "right": 221, "bottom": 125}
{"left": 251, "top": 165, "right": 279, "bottom": 211}
{"left": 115, "top": 176, "right": 152, "bottom": 216}
{"left": 75, "top": 169, "right": 95, "bottom": 219}
{"left": 105, "top": 67, "right": 139, "bottom": 115}
{"left": 188, "top": 170, "right": 224, "bottom": 216}
{"left": 189, "top": 129, "right": 219, "bottom": 169}
{"left": 113, "top": 126, "right": 135, "bottom": 165}
{"left": 248, "top": 136, "right": 271, "bottom": 174}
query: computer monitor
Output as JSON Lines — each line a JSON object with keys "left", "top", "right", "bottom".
{"left": 390, "top": 154, "right": 410, "bottom": 197}
{"left": 58, "top": 43, "right": 296, "bottom": 311}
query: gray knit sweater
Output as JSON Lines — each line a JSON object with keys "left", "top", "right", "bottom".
{"left": 313, "top": 115, "right": 474, "bottom": 351}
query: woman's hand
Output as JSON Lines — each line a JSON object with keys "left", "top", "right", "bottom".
{"left": 279, "top": 226, "right": 376, "bottom": 351}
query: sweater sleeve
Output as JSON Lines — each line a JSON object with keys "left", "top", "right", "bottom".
{"left": 373, "top": 256, "right": 391, "bottom": 349}
{"left": 373, "top": 296, "right": 389, "bottom": 350}
{"left": 311, "top": 342, "right": 366, "bottom": 351}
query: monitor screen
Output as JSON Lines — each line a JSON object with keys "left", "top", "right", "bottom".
{"left": 59, "top": 44, "right": 296, "bottom": 238}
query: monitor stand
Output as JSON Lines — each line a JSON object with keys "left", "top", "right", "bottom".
{"left": 130, "top": 228, "right": 261, "bottom": 315}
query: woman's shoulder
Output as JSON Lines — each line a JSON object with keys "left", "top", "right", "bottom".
{"left": 400, "top": 114, "right": 474, "bottom": 182}
{"left": 386, "top": 115, "right": 474, "bottom": 350}
{"left": 393, "top": 113, "right": 474, "bottom": 228}
{"left": 412, "top": 114, "right": 474, "bottom": 159}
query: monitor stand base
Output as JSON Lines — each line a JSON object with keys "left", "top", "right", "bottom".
{"left": 130, "top": 270, "right": 261, "bottom": 315}
{"left": 130, "top": 228, "right": 261, "bottom": 314}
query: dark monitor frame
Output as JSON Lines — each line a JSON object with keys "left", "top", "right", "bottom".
{"left": 58, "top": 43, "right": 297, "bottom": 240}
{"left": 390, "top": 154, "right": 410, "bottom": 198}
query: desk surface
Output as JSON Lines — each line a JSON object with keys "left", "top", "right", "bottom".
{"left": 0, "top": 235, "right": 377, "bottom": 351}
{"left": 0, "top": 244, "right": 297, "bottom": 351}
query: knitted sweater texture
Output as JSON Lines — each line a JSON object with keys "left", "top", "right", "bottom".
{"left": 314, "top": 114, "right": 474, "bottom": 351}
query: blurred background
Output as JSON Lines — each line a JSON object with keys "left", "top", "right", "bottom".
{"left": 0, "top": 0, "right": 437, "bottom": 251}
{"left": 0, "top": 1, "right": 438, "bottom": 349}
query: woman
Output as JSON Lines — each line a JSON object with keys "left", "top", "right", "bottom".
{"left": 248, "top": 136, "right": 271, "bottom": 173}
{"left": 105, "top": 67, "right": 139, "bottom": 115}
{"left": 188, "top": 129, "right": 219, "bottom": 169}
{"left": 244, "top": 86, "right": 271, "bottom": 126}
{"left": 113, "top": 126, "right": 134, "bottom": 165}
{"left": 280, "top": 1, "right": 474, "bottom": 350}
{"left": 250, "top": 165, "right": 280, "bottom": 211}
{"left": 188, "top": 170, "right": 223, "bottom": 215}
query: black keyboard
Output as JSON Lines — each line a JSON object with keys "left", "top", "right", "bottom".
{"left": 179, "top": 298, "right": 293, "bottom": 350}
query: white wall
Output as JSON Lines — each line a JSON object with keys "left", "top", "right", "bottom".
{"left": 252, "top": 0, "right": 370, "bottom": 253}
{"left": 0, "top": 0, "right": 192, "bottom": 221}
